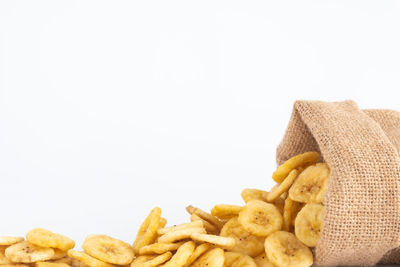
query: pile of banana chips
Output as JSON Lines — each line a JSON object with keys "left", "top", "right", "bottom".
{"left": 0, "top": 152, "right": 329, "bottom": 267}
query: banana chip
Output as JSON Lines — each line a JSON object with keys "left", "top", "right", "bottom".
{"left": 183, "top": 243, "right": 212, "bottom": 267}
{"left": 158, "top": 227, "right": 206, "bottom": 243}
{"left": 283, "top": 197, "right": 294, "bottom": 232}
{"left": 26, "top": 229, "right": 75, "bottom": 251}
{"left": 190, "top": 233, "right": 235, "bottom": 249}
{"left": 5, "top": 241, "right": 55, "bottom": 263}
{"left": 186, "top": 206, "right": 224, "bottom": 231}
{"left": 82, "top": 235, "right": 134, "bottom": 265}
{"left": 211, "top": 205, "right": 243, "bottom": 220}
{"left": 238, "top": 200, "right": 282, "bottom": 237}
{"left": 254, "top": 253, "right": 275, "bottom": 267}
{"left": 220, "top": 217, "right": 264, "bottom": 257}
{"left": 160, "top": 218, "right": 168, "bottom": 229}
{"left": 289, "top": 163, "right": 330, "bottom": 203}
{"left": 53, "top": 256, "right": 88, "bottom": 267}
{"left": 162, "top": 241, "right": 195, "bottom": 267}
{"left": 35, "top": 262, "right": 70, "bottom": 267}
{"left": 264, "top": 231, "right": 313, "bottom": 267}
{"left": 273, "top": 152, "right": 320, "bottom": 183}
{"left": 0, "top": 236, "right": 25, "bottom": 246}
{"left": 139, "top": 241, "right": 185, "bottom": 255}
{"left": 295, "top": 203, "right": 324, "bottom": 247}
{"left": 133, "top": 207, "right": 162, "bottom": 254}
{"left": 267, "top": 169, "right": 299, "bottom": 202}
{"left": 224, "top": 252, "right": 257, "bottom": 267}
{"left": 241, "top": 189, "right": 269, "bottom": 203}
{"left": 1, "top": 246, "right": 13, "bottom": 264}
{"left": 157, "top": 221, "right": 203, "bottom": 235}
{"left": 0, "top": 264, "right": 30, "bottom": 267}
{"left": 67, "top": 250, "right": 113, "bottom": 267}
{"left": 131, "top": 252, "right": 172, "bottom": 267}
{"left": 190, "top": 248, "right": 224, "bottom": 267}
{"left": 51, "top": 249, "right": 68, "bottom": 260}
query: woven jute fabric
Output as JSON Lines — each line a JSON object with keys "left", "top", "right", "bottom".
{"left": 276, "top": 100, "right": 400, "bottom": 266}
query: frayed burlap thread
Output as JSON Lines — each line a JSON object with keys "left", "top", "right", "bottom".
{"left": 276, "top": 100, "right": 400, "bottom": 266}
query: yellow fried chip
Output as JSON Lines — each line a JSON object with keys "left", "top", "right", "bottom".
{"left": 190, "top": 233, "right": 235, "bottom": 249}
{"left": 183, "top": 243, "right": 212, "bottom": 267}
{"left": 1, "top": 246, "right": 13, "bottom": 264}
{"left": 190, "top": 214, "right": 219, "bottom": 235}
{"left": 52, "top": 256, "right": 88, "bottom": 267}
{"left": 224, "top": 252, "right": 257, "bottom": 267}
{"left": 139, "top": 241, "right": 185, "bottom": 255}
{"left": 26, "top": 229, "right": 75, "bottom": 251}
{"left": 289, "top": 163, "right": 330, "bottom": 204}
{"left": 211, "top": 205, "right": 243, "bottom": 220}
{"left": 157, "top": 221, "right": 203, "bottom": 235}
{"left": 67, "top": 250, "right": 113, "bottom": 267}
{"left": 0, "top": 237, "right": 24, "bottom": 246}
{"left": 294, "top": 203, "right": 324, "bottom": 247}
{"left": 158, "top": 227, "right": 206, "bottom": 243}
{"left": 131, "top": 252, "right": 172, "bottom": 267}
{"left": 82, "top": 235, "right": 134, "bottom": 265}
{"left": 283, "top": 197, "right": 294, "bottom": 232}
{"left": 238, "top": 200, "right": 282, "bottom": 237}
{"left": 272, "top": 152, "right": 320, "bottom": 183}
{"left": 132, "top": 207, "right": 162, "bottom": 254}
{"left": 5, "top": 241, "right": 55, "bottom": 263}
{"left": 190, "top": 248, "right": 224, "bottom": 267}
{"left": 241, "top": 189, "right": 269, "bottom": 203}
{"left": 220, "top": 217, "right": 264, "bottom": 257}
{"left": 162, "top": 241, "right": 195, "bottom": 267}
{"left": 291, "top": 202, "right": 305, "bottom": 226}
{"left": 35, "top": 262, "right": 70, "bottom": 267}
{"left": 254, "top": 253, "right": 275, "bottom": 267}
{"left": 267, "top": 169, "right": 299, "bottom": 202}
{"left": 265, "top": 231, "right": 313, "bottom": 267}
{"left": 186, "top": 206, "right": 224, "bottom": 230}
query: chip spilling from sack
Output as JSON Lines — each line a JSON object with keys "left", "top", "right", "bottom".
{"left": 0, "top": 151, "right": 328, "bottom": 267}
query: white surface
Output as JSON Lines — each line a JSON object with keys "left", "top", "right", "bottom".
{"left": 1, "top": 0, "right": 400, "bottom": 249}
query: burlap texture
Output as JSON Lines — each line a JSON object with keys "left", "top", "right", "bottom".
{"left": 276, "top": 100, "right": 400, "bottom": 266}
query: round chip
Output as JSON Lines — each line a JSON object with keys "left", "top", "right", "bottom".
{"left": 254, "top": 253, "right": 275, "bottom": 267}
{"left": 67, "top": 250, "right": 113, "bottom": 267}
{"left": 220, "top": 217, "right": 264, "bottom": 257}
{"left": 158, "top": 227, "right": 206, "bottom": 243}
{"left": 273, "top": 152, "right": 320, "bottom": 183}
{"left": 82, "top": 235, "right": 134, "bottom": 265}
{"left": 5, "top": 241, "right": 55, "bottom": 263}
{"left": 238, "top": 200, "right": 282, "bottom": 237}
{"left": 267, "top": 169, "right": 299, "bottom": 202}
{"left": 211, "top": 205, "right": 243, "bottom": 220}
{"left": 264, "top": 231, "right": 313, "bottom": 267}
{"left": 295, "top": 203, "right": 324, "bottom": 247}
{"left": 132, "top": 207, "right": 162, "bottom": 254}
{"left": 186, "top": 206, "right": 224, "bottom": 231}
{"left": 289, "top": 163, "right": 330, "bottom": 203}
{"left": 131, "top": 252, "right": 172, "bottom": 267}
{"left": 162, "top": 241, "right": 195, "bottom": 267}
{"left": 0, "top": 237, "right": 25, "bottom": 246}
{"left": 52, "top": 256, "right": 88, "bottom": 267}
{"left": 241, "top": 189, "right": 269, "bottom": 203}
{"left": 190, "top": 248, "right": 224, "bottom": 267}
{"left": 26, "top": 228, "right": 75, "bottom": 251}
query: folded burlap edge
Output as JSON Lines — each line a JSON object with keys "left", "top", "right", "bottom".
{"left": 276, "top": 100, "right": 400, "bottom": 266}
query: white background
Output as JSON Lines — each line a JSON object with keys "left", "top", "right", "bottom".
{"left": 1, "top": 0, "right": 400, "bottom": 251}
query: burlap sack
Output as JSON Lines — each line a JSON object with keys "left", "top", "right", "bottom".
{"left": 276, "top": 100, "right": 400, "bottom": 266}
